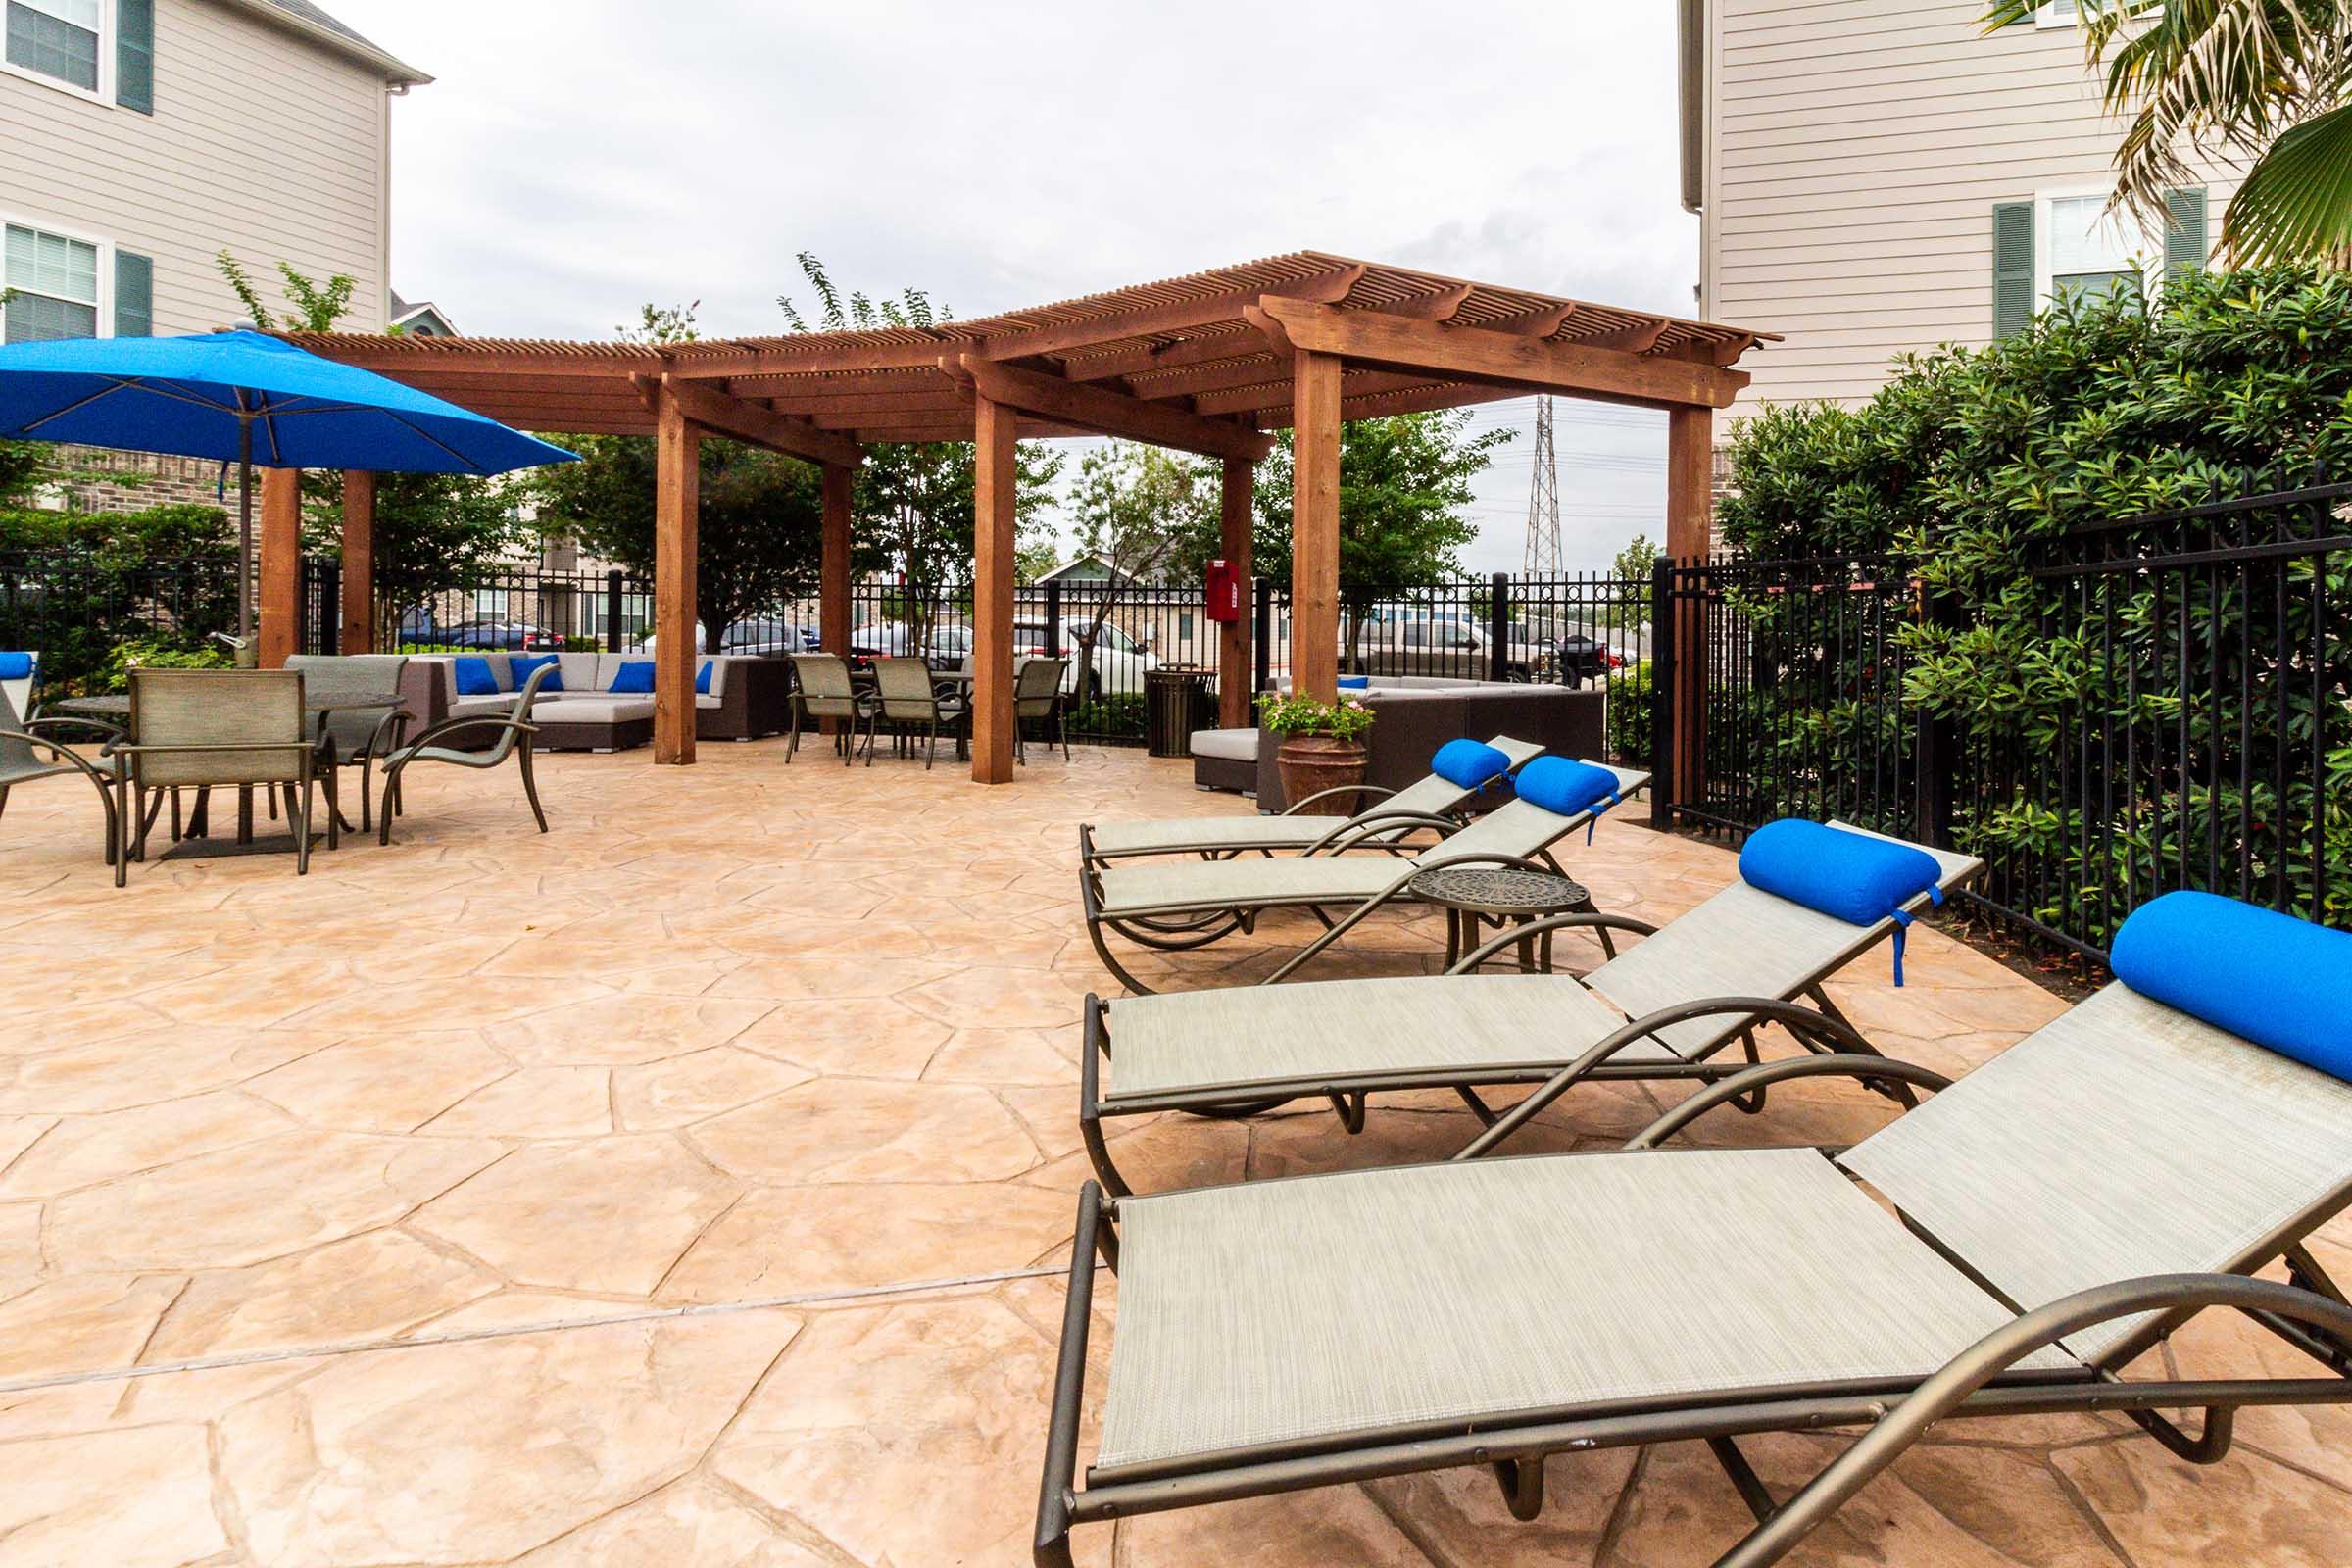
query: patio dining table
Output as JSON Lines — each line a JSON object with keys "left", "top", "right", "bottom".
{"left": 48, "top": 690, "right": 405, "bottom": 856}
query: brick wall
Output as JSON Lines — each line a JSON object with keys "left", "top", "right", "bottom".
{"left": 35, "top": 445, "right": 234, "bottom": 514}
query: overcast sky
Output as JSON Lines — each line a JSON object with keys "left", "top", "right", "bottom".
{"left": 333, "top": 0, "right": 1699, "bottom": 574}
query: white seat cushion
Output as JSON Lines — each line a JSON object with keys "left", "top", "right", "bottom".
{"left": 1189, "top": 728, "right": 1257, "bottom": 762}
{"left": 539, "top": 696, "right": 656, "bottom": 724}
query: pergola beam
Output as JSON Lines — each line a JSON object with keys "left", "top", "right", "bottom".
{"left": 970, "top": 265, "right": 1366, "bottom": 363}
{"left": 955, "top": 357, "right": 1271, "bottom": 462}
{"left": 1254, "top": 298, "right": 1749, "bottom": 411}
{"left": 631, "top": 374, "right": 864, "bottom": 467}
{"left": 1057, "top": 328, "right": 1265, "bottom": 384}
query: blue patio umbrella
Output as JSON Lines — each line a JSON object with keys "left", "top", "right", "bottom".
{"left": 0, "top": 330, "right": 577, "bottom": 639}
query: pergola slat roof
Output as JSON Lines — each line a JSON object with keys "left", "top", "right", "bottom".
{"left": 285, "top": 250, "right": 1773, "bottom": 451}
{"left": 289, "top": 250, "right": 1770, "bottom": 785}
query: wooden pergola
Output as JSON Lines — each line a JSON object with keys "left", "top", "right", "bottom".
{"left": 283, "top": 252, "right": 1767, "bottom": 790}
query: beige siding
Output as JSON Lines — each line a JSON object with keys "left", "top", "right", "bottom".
{"left": 1702, "top": 0, "right": 2238, "bottom": 416}
{"left": 0, "top": 0, "right": 390, "bottom": 335}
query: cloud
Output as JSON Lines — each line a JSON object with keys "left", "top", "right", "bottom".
{"left": 329, "top": 0, "right": 1699, "bottom": 568}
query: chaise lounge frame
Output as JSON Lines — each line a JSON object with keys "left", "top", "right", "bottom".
{"left": 1037, "top": 1023, "right": 2352, "bottom": 1567}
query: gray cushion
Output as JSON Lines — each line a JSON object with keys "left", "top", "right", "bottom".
{"left": 540, "top": 696, "right": 656, "bottom": 724}
{"left": 446, "top": 694, "right": 516, "bottom": 720}
{"left": 1187, "top": 728, "right": 1257, "bottom": 762}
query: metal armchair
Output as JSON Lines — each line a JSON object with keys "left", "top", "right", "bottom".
{"left": 377, "top": 662, "right": 556, "bottom": 845}
{"left": 117, "top": 668, "right": 329, "bottom": 882}
{"left": 0, "top": 685, "right": 123, "bottom": 878}
{"left": 284, "top": 653, "right": 410, "bottom": 833}
{"left": 1015, "top": 656, "right": 1070, "bottom": 763}
{"left": 785, "top": 654, "right": 868, "bottom": 765}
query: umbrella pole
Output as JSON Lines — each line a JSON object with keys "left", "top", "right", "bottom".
{"left": 237, "top": 414, "right": 254, "bottom": 644}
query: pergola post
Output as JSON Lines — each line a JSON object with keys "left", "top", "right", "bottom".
{"left": 653, "top": 392, "right": 702, "bottom": 765}
{"left": 1218, "top": 455, "right": 1254, "bottom": 729}
{"left": 257, "top": 466, "right": 302, "bottom": 669}
{"left": 1289, "top": 349, "right": 1343, "bottom": 702}
{"left": 820, "top": 460, "right": 855, "bottom": 737}
{"left": 1665, "top": 405, "right": 1714, "bottom": 810}
{"left": 970, "top": 391, "right": 1018, "bottom": 784}
{"left": 339, "top": 469, "right": 375, "bottom": 654}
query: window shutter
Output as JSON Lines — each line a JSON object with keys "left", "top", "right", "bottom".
{"left": 1992, "top": 202, "right": 2034, "bottom": 339}
{"left": 2164, "top": 186, "right": 2209, "bottom": 287}
{"left": 114, "top": 250, "right": 153, "bottom": 337}
{"left": 117, "top": 0, "right": 154, "bottom": 112}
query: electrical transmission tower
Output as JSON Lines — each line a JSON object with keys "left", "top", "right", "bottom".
{"left": 1522, "top": 395, "right": 1564, "bottom": 576}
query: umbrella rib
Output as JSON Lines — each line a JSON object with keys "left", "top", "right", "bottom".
{"left": 378, "top": 409, "right": 493, "bottom": 473}
{"left": 19, "top": 374, "right": 238, "bottom": 433}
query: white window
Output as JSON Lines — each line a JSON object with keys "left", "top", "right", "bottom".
{"left": 2039, "top": 192, "right": 2152, "bottom": 307}
{"left": 4, "top": 0, "right": 107, "bottom": 96}
{"left": 2, "top": 221, "right": 101, "bottom": 343}
{"left": 2034, "top": 0, "right": 2080, "bottom": 25}
{"left": 472, "top": 589, "right": 506, "bottom": 618}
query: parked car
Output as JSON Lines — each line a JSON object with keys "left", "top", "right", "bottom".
{"left": 1350, "top": 614, "right": 1547, "bottom": 682}
{"left": 849, "top": 621, "right": 971, "bottom": 673}
{"left": 397, "top": 614, "right": 565, "bottom": 652}
{"left": 1012, "top": 618, "right": 1160, "bottom": 700}
{"left": 1553, "top": 634, "right": 1624, "bottom": 687}
{"left": 636, "top": 617, "right": 818, "bottom": 658}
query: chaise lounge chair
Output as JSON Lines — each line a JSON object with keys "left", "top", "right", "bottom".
{"left": 1079, "top": 819, "right": 1980, "bottom": 1194}
{"left": 1082, "top": 735, "right": 1545, "bottom": 867}
{"left": 1037, "top": 889, "right": 2352, "bottom": 1567}
{"left": 1080, "top": 756, "right": 1649, "bottom": 995}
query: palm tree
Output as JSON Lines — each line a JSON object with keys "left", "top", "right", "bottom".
{"left": 1984, "top": 0, "right": 2352, "bottom": 264}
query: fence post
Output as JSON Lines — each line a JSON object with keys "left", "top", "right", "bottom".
{"left": 1044, "top": 580, "right": 1063, "bottom": 658}
{"left": 316, "top": 562, "right": 339, "bottom": 654}
{"left": 1252, "top": 577, "right": 1273, "bottom": 698}
{"left": 1650, "top": 558, "right": 1676, "bottom": 829}
{"left": 604, "top": 570, "right": 624, "bottom": 653}
{"left": 1488, "top": 571, "right": 1511, "bottom": 683}
{"left": 1912, "top": 584, "right": 1963, "bottom": 849}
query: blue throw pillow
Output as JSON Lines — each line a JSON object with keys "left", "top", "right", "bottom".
{"left": 0, "top": 652, "right": 32, "bottom": 681}
{"left": 512, "top": 654, "right": 564, "bottom": 692}
{"left": 453, "top": 657, "right": 499, "bottom": 698}
{"left": 1337, "top": 675, "right": 1370, "bottom": 690}
{"left": 1430, "top": 738, "right": 1511, "bottom": 791}
{"left": 1739, "top": 819, "right": 1944, "bottom": 985}
{"left": 696, "top": 661, "right": 714, "bottom": 695}
{"left": 1512, "top": 758, "right": 1621, "bottom": 822}
{"left": 608, "top": 660, "right": 657, "bottom": 695}
{"left": 2111, "top": 891, "right": 2352, "bottom": 1082}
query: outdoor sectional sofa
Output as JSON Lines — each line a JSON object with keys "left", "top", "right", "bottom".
{"left": 1190, "top": 676, "right": 1605, "bottom": 808}
{"left": 399, "top": 652, "right": 791, "bottom": 753}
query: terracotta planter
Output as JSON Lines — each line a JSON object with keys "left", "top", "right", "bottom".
{"left": 1275, "top": 733, "right": 1369, "bottom": 809}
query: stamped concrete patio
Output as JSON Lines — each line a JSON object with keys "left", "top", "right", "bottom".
{"left": 0, "top": 741, "right": 2343, "bottom": 1566}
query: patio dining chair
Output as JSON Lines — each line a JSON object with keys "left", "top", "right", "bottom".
{"left": 1083, "top": 735, "right": 1547, "bottom": 866}
{"left": 1036, "top": 890, "right": 2352, "bottom": 1568}
{"left": 284, "top": 653, "right": 409, "bottom": 833}
{"left": 1079, "top": 756, "right": 1649, "bottom": 994}
{"left": 1079, "top": 820, "right": 1980, "bottom": 1195}
{"left": 785, "top": 653, "right": 868, "bottom": 766}
{"left": 0, "top": 682, "right": 122, "bottom": 875}
{"left": 117, "top": 668, "right": 330, "bottom": 882}
{"left": 865, "top": 654, "right": 964, "bottom": 769}
{"left": 1015, "top": 655, "right": 1070, "bottom": 763}
{"left": 377, "top": 662, "right": 556, "bottom": 844}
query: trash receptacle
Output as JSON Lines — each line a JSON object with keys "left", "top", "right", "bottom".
{"left": 1145, "top": 667, "right": 1212, "bottom": 758}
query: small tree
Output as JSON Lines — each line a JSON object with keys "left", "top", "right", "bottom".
{"left": 217, "top": 252, "right": 357, "bottom": 332}
{"left": 1251, "top": 410, "right": 1510, "bottom": 663}
{"left": 1064, "top": 441, "right": 1220, "bottom": 684}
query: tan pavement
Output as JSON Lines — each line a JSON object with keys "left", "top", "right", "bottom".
{"left": 0, "top": 740, "right": 2341, "bottom": 1565}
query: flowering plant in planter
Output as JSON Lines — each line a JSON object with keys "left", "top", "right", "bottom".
{"left": 1255, "top": 692, "right": 1376, "bottom": 743}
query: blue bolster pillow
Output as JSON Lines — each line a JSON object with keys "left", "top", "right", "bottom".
{"left": 1739, "top": 819, "right": 1944, "bottom": 985}
{"left": 1430, "top": 738, "right": 1510, "bottom": 791}
{"left": 2111, "top": 891, "right": 2352, "bottom": 1082}
{"left": 1337, "top": 675, "right": 1370, "bottom": 690}
{"left": 1513, "top": 758, "right": 1621, "bottom": 821}
{"left": 608, "top": 660, "right": 657, "bottom": 695}
{"left": 511, "top": 654, "right": 564, "bottom": 692}
{"left": 696, "top": 660, "right": 714, "bottom": 695}
{"left": 0, "top": 652, "right": 32, "bottom": 681}
{"left": 452, "top": 657, "right": 500, "bottom": 698}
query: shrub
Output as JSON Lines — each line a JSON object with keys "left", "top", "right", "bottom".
{"left": 1067, "top": 692, "right": 1145, "bottom": 741}
{"left": 1604, "top": 662, "right": 1654, "bottom": 767}
{"left": 96, "top": 635, "right": 233, "bottom": 692}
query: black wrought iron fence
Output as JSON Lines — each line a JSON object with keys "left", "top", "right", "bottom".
{"left": 374, "top": 565, "right": 657, "bottom": 654}
{"left": 1659, "top": 480, "right": 2352, "bottom": 957}
{"left": 0, "top": 552, "right": 246, "bottom": 692}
